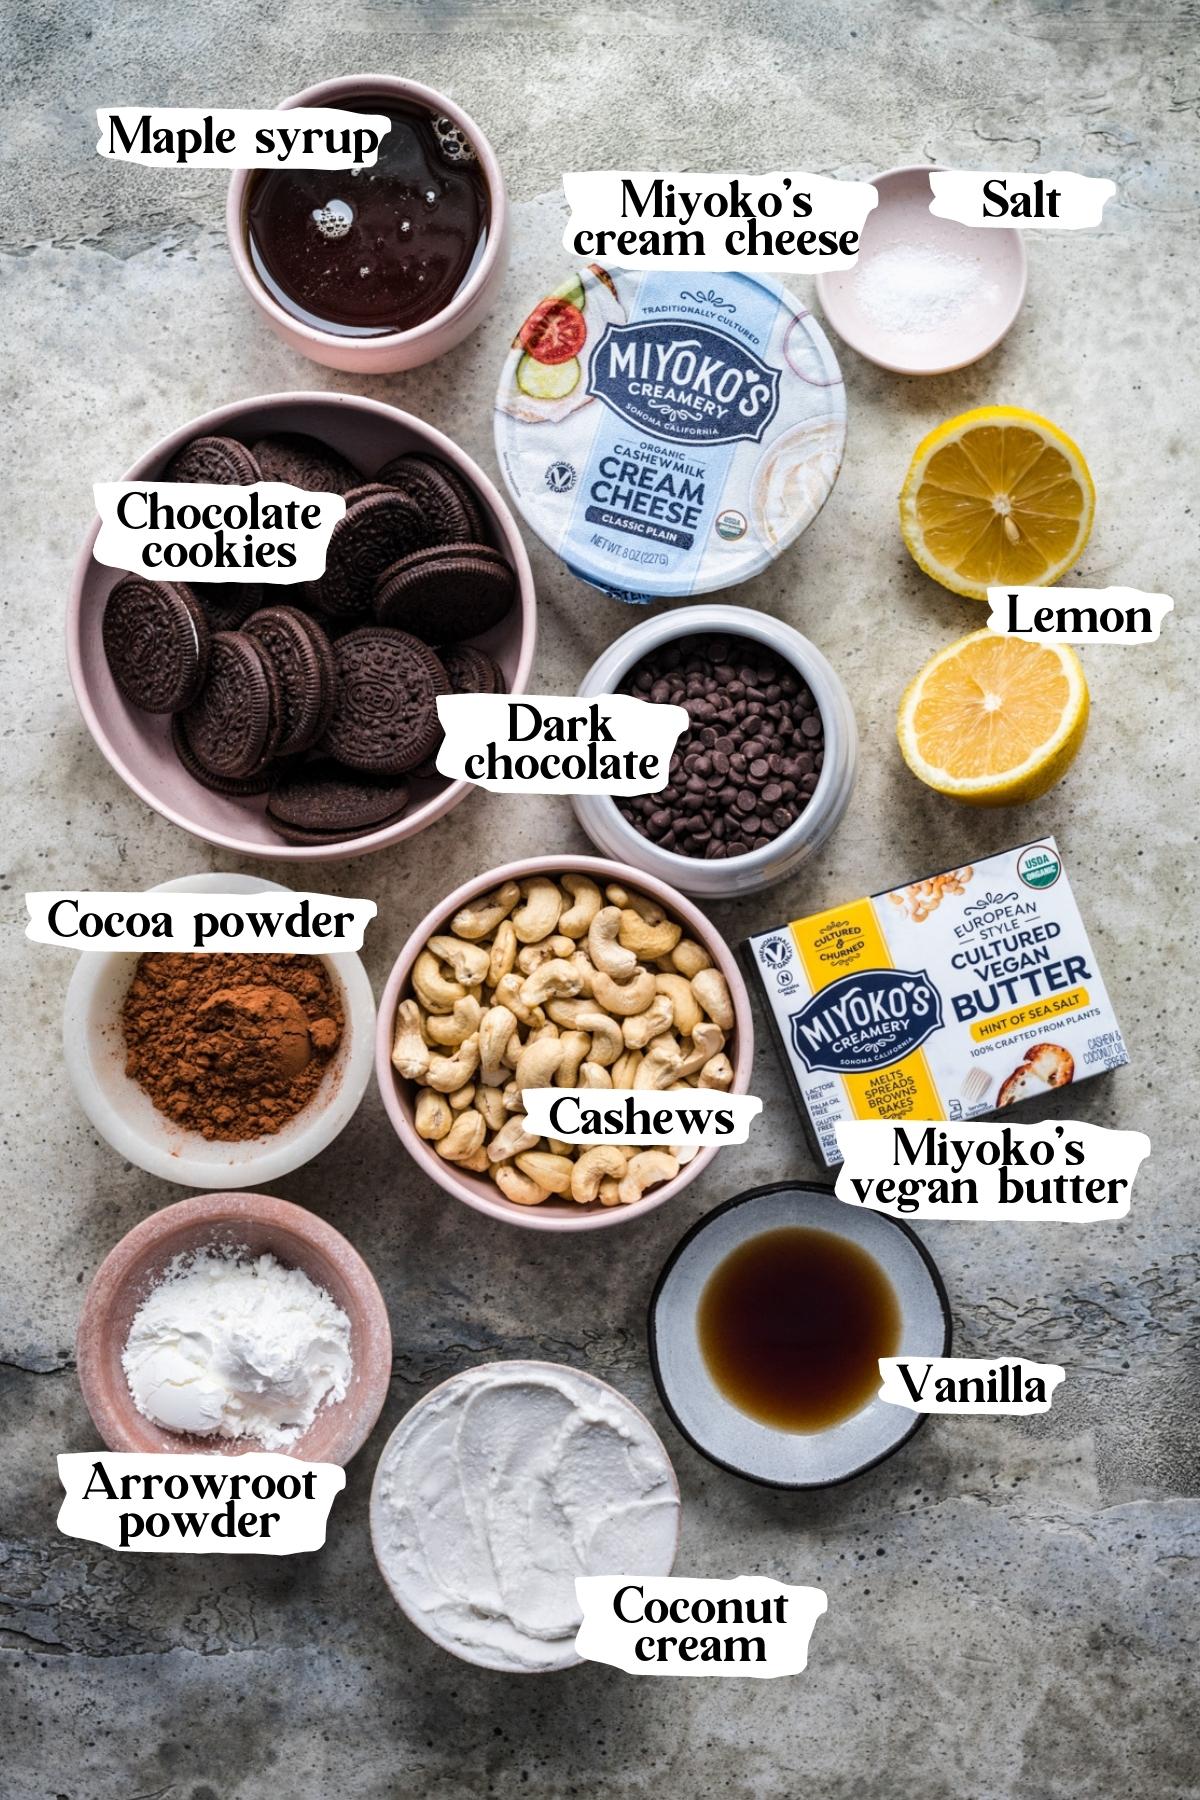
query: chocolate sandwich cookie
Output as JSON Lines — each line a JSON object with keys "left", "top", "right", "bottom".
{"left": 376, "top": 453, "right": 476, "bottom": 544}
{"left": 251, "top": 432, "right": 361, "bottom": 495}
{"left": 163, "top": 434, "right": 262, "bottom": 486}
{"left": 381, "top": 452, "right": 488, "bottom": 540}
{"left": 102, "top": 574, "right": 211, "bottom": 713}
{"left": 314, "top": 489, "right": 433, "bottom": 617}
{"left": 243, "top": 606, "right": 335, "bottom": 757}
{"left": 178, "top": 631, "right": 283, "bottom": 779}
{"left": 187, "top": 580, "right": 263, "bottom": 633}
{"left": 267, "top": 764, "right": 411, "bottom": 840}
{"left": 411, "top": 642, "right": 508, "bottom": 778}
{"left": 170, "top": 716, "right": 277, "bottom": 796}
{"left": 321, "top": 628, "right": 447, "bottom": 774}
{"left": 373, "top": 543, "right": 516, "bottom": 642}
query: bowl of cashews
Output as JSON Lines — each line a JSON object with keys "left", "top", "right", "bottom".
{"left": 375, "top": 854, "right": 755, "bottom": 1230}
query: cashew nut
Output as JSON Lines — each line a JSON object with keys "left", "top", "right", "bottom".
{"left": 672, "top": 938, "right": 712, "bottom": 978}
{"left": 516, "top": 941, "right": 556, "bottom": 975}
{"left": 587, "top": 906, "right": 638, "bottom": 980}
{"left": 556, "top": 1030, "right": 591, "bottom": 1087}
{"left": 514, "top": 1036, "right": 565, "bottom": 1092}
{"left": 618, "top": 909, "right": 682, "bottom": 960}
{"left": 425, "top": 1034, "right": 481, "bottom": 1094}
{"left": 571, "top": 1146, "right": 628, "bottom": 1203}
{"left": 501, "top": 1081, "right": 523, "bottom": 1113}
{"left": 414, "top": 1088, "right": 452, "bottom": 1141}
{"left": 692, "top": 968, "right": 734, "bottom": 1031}
{"left": 672, "top": 1022, "right": 726, "bottom": 1082}
{"left": 434, "top": 1110, "right": 486, "bottom": 1163}
{"left": 618, "top": 1149, "right": 679, "bottom": 1205}
{"left": 655, "top": 973, "right": 702, "bottom": 1037}
{"left": 604, "top": 884, "right": 630, "bottom": 907}
{"left": 613, "top": 1048, "right": 644, "bottom": 1088}
{"left": 494, "top": 971, "right": 545, "bottom": 1029}
{"left": 567, "top": 1010, "right": 618, "bottom": 1067}
{"left": 451, "top": 881, "right": 520, "bottom": 940}
{"left": 598, "top": 1176, "right": 622, "bottom": 1206}
{"left": 622, "top": 992, "right": 675, "bottom": 1049}
{"left": 447, "top": 1083, "right": 476, "bottom": 1110}
{"left": 699, "top": 1053, "right": 734, "bottom": 1090}
{"left": 493, "top": 1163, "right": 546, "bottom": 1206}
{"left": 487, "top": 1114, "right": 539, "bottom": 1163}
{"left": 592, "top": 968, "right": 657, "bottom": 1017}
{"left": 479, "top": 1004, "right": 518, "bottom": 1086}
{"left": 390, "top": 999, "right": 429, "bottom": 1081}
{"left": 512, "top": 877, "right": 562, "bottom": 944}
{"left": 425, "top": 995, "right": 482, "bottom": 1047}
{"left": 412, "top": 950, "right": 465, "bottom": 1014}
{"left": 487, "top": 919, "right": 517, "bottom": 986}
{"left": 546, "top": 996, "right": 598, "bottom": 1029}
{"left": 477, "top": 1085, "right": 507, "bottom": 1131}
{"left": 427, "top": 934, "right": 489, "bottom": 988}
{"left": 559, "top": 874, "right": 602, "bottom": 939}
{"left": 578, "top": 1061, "right": 612, "bottom": 1088}
{"left": 520, "top": 958, "right": 584, "bottom": 1009}
{"left": 515, "top": 1151, "right": 575, "bottom": 1196}
{"left": 456, "top": 1144, "right": 490, "bottom": 1174}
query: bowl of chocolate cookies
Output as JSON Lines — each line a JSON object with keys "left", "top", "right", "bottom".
{"left": 68, "top": 392, "right": 536, "bottom": 860}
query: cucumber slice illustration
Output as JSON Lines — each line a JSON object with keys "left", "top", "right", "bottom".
{"left": 516, "top": 354, "right": 581, "bottom": 401}
{"left": 556, "top": 275, "right": 587, "bottom": 311}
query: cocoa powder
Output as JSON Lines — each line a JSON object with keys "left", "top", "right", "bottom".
{"left": 122, "top": 952, "right": 343, "bottom": 1140}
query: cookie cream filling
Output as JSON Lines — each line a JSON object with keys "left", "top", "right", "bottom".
{"left": 371, "top": 1362, "right": 679, "bottom": 1671}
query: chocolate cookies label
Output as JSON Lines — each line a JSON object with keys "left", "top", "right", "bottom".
{"left": 93, "top": 482, "right": 345, "bottom": 583}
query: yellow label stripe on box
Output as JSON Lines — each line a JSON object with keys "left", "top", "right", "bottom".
{"left": 788, "top": 900, "right": 944, "bottom": 1122}
{"left": 969, "top": 986, "right": 1091, "bottom": 1043}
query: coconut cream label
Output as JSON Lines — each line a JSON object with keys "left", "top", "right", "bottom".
{"left": 495, "top": 268, "right": 845, "bottom": 602}
{"left": 576, "top": 1576, "right": 827, "bottom": 1677}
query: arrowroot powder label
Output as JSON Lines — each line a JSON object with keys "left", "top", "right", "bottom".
{"left": 494, "top": 268, "right": 846, "bottom": 603}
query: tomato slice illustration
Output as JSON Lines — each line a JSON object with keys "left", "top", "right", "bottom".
{"left": 518, "top": 298, "right": 586, "bottom": 365}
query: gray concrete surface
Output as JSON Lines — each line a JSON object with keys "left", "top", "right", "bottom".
{"left": 2, "top": 2, "right": 1197, "bottom": 1795}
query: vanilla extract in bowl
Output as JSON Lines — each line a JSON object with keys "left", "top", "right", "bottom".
{"left": 246, "top": 98, "right": 489, "bottom": 336}
{"left": 697, "top": 1226, "right": 901, "bottom": 1432}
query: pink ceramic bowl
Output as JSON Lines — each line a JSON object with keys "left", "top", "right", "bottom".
{"left": 76, "top": 1190, "right": 392, "bottom": 1464}
{"left": 67, "top": 390, "right": 537, "bottom": 862}
{"left": 375, "top": 854, "right": 754, "bottom": 1232}
{"left": 226, "top": 74, "right": 510, "bottom": 374}
{"left": 816, "top": 164, "right": 1026, "bottom": 376}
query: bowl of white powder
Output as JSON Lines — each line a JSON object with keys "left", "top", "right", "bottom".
{"left": 815, "top": 165, "right": 1026, "bottom": 375}
{"left": 76, "top": 1190, "right": 392, "bottom": 1465}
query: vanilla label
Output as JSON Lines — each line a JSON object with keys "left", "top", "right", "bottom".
{"left": 93, "top": 482, "right": 344, "bottom": 583}
{"left": 878, "top": 1356, "right": 1065, "bottom": 1415}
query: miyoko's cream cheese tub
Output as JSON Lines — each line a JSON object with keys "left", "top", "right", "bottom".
{"left": 744, "top": 838, "right": 1129, "bottom": 1168}
{"left": 494, "top": 267, "right": 846, "bottom": 603}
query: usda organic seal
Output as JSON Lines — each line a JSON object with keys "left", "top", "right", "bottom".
{"left": 494, "top": 268, "right": 846, "bottom": 604}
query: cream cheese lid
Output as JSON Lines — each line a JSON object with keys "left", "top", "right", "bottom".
{"left": 494, "top": 267, "right": 846, "bottom": 603}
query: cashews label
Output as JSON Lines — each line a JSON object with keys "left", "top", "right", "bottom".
{"left": 57, "top": 1453, "right": 345, "bottom": 1554}
{"left": 97, "top": 108, "right": 392, "bottom": 169}
{"left": 93, "top": 483, "right": 345, "bottom": 584}
{"left": 575, "top": 1576, "right": 827, "bottom": 1677}
{"left": 835, "top": 1120, "right": 1149, "bottom": 1219}
{"left": 928, "top": 170, "right": 1116, "bottom": 230}
{"left": 878, "top": 1356, "right": 1066, "bottom": 1415}
{"left": 27, "top": 890, "right": 376, "bottom": 953}
{"left": 523, "top": 1087, "right": 763, "bottom": 1146}
{"left": 986, "top": 587, "right": 1174, "bottom": 644}
{"left": 563, "top": 171, "right": 877, "bottom": 270}
{"left": 435, "top": 693, "right": 689, "bottom": 794}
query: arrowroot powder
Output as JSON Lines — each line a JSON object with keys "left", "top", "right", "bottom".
{"left": 122, "top": 1246, "right": 353, "bottom": 1447}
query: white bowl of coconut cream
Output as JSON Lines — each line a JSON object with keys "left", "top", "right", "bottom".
{"left": 369, "top": 1361, "right": 680, "bottom": 1671}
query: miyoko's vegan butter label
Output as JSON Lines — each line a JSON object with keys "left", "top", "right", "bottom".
{"left": 494, "top": 267, "right": 845, "bottom": 603}
{"left": 744, "top": 838, "right": 1129, "bottom": 1168}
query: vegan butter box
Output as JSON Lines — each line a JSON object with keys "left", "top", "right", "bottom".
{"left": 744, "top": 838, "right": 1129, "bottom": 1167}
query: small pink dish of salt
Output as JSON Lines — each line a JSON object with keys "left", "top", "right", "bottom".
{"left": 816, "top": 164, "right": 1026, "bottom": 376}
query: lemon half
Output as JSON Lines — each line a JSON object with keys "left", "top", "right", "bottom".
{"left": 900, "top": 406, "right": 1095, "bottom": 601}
{"left": 897, "top": 629, "right": 1089, "bottom": 806}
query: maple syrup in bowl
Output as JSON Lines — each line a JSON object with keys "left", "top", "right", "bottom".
{"left": 227, "top": 76, "right": 509, "bottom": 373}
{"left": 649, "top": 1183, "right": 950, "bottom": 1487}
